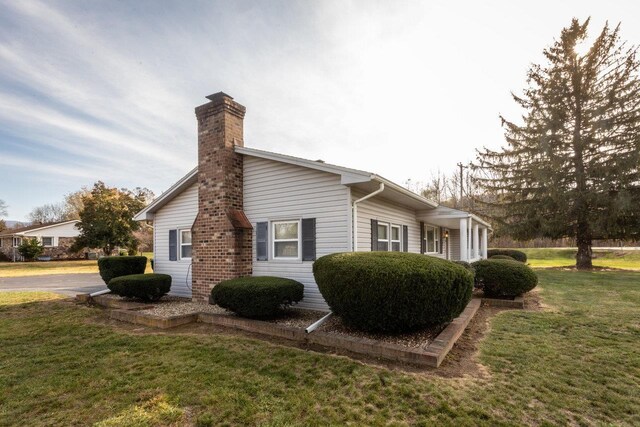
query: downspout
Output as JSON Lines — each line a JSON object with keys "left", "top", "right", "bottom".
{"left": 352, "top": 183, "right": 385, "bottom": 252}
{"left": 305, "top": 312, "right": 333, "bottom": 334}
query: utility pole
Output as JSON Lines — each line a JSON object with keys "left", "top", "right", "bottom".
{"left": 457, "top": 162, "right": 465, "bottom": 209}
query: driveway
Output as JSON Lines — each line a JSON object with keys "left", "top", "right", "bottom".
{"left": 0, "top": 273, "right": 106, "bottom": 297}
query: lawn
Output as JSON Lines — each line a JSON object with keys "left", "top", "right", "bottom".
{"left": 1, "top": 268, "right": 638, "bottom": 425}
{"left": 0, "top": 253, "right": 154, "bottom": 277}
{"left": 519, "top": 247, "right": 640, "bottom": 269}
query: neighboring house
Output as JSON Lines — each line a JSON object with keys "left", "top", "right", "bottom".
{"left": 0, "top": 220, "right": 81, "bottom": 262}
{"left": 134, "top": 92, "right": 491, "bottom": 310}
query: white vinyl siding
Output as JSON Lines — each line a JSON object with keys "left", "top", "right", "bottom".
{"left": 244, "top": 156, "right": 350, "bottom": 311}
{"left": 353, "top": 190, "right": 446, "bottom": 260}
{"left": 153, "top": 182, "right": 198, "bottom": 297}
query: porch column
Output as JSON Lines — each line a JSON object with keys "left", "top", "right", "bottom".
{"left": 473, "top": 223, "right": 479, "bottom": 260}
{"left": 482, "top": 227, "right": 488, "bottom": 259}
{"left": 459, "top": 218, "right": 468, "bottom": 261}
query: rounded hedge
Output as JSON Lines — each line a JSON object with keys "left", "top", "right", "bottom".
{"left": 472, "top": 259, "right": 538, "bottom": 297}
{"left": 487, "top": 249, "right": 527, "bottom": 262}
{"left": 107, "top": 273, "right": 172, "bottom": 301}
{"left": 211, "top": 276, "right": 304, "bottom": 318}
{"left": 98, "top": 256, "right": 147, "bottom": 285}
{"left": 454, "top": 260, "right": 476, "bottom": 275}
{"left": 313, "top": 252, "right": 474, "bottom": 333}
{"left": 490, "top": 255, "right": 516, "bottom": 261}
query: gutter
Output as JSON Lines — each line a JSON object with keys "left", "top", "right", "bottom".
{"left": 352, "top": 183, "right": 385, "bottom": 252}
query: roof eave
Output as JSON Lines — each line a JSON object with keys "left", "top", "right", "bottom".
{"left": 371, "top": 175, "right": 439, "bottom": 209}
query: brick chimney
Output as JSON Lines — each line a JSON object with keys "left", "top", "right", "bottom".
{"left": 191, "top": 92, "right": 252, "bottom": 301}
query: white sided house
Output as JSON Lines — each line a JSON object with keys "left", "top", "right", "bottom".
{"left": 135, "top": 92, "right": 491, "bottom": 310}
{"left": 0, "top": 220, "right": 81, "bottom": 261}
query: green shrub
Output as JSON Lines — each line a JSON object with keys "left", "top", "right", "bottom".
{"left": 454, "top": 260, "right": 476, "bottom": 274}
{"left": 313, "top": 252, "right": 474, "bottom": 333}
{"left": 211, "top": 276, "right": 304, "bottom": 318}
{"left": 490, "top": 254, "right": 516, "bottom": 261}
{"left": 98, "top": 256, "right": 147, "bottom": 285}
{"left": 487, "top": 249, "right": 527, "bottom": 262}
{"left": 107, "top": 273, "right": 171, "bottom": 302}
{"left": 18, "top": 238, "right": 44, "bottom": 261}
{"left": 472, "top": 259, "right": 538, "bottom": 297}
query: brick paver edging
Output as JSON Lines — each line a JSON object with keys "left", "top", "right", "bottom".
{"left": 79, "top": 294, "right": 481, "bottom": 368}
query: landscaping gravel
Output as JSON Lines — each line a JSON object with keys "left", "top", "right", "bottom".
{"left": 141, "top": 301, "right": 231, "bottom": 317}
{"left": 318, "top": 316, "right": 446, "bottom": 349}
{"left": 267, "top": 308, "right": 327, "bottom": 328}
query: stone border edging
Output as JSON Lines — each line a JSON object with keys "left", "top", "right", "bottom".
{"left": 79, "top": 294, "right": 481, "bottom": 368}
{"left": 481, "top": 296, "right": 524, "bottom": 309}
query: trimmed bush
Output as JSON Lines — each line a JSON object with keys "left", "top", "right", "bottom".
{"left": 313, "top": 252, "right": 474, "bottom": 333}
{"left": 107, "top": 273, "right": 171, "bottom": 301}
{"left": 211, "top": 276, "right": 304, "bottom": 318}
{"left": 490, "top": 255, "right": 516, "bottom": 261}
{"left": 454, "top": 260, "right": 476, "bottom": 275}
{"left": 487, "top": 249, "right": 527, "bottom": 262}
{"left": 472, "top": 259, "right": 538, "bottom": 297}
{"left": 98, "top": 256, "right": 147, "bottom": 285}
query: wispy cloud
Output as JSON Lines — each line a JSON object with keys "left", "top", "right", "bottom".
{"left": 0, "top": 0, "right": 638, "bottom": 219}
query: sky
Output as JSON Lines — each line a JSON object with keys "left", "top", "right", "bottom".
{"left": 0, "top": 0, "right": 639, "bottom": 221}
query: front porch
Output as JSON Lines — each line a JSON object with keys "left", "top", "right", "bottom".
{"left": 418, "top": 206, "right": 491, "bottom": 263}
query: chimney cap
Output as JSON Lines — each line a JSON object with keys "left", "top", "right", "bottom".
{"left": 206, "top": 92, "right": 233, "bottom": 102}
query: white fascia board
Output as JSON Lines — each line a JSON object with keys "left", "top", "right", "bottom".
{"left": 372, "top": 175, "right": 439, "bottom": 209}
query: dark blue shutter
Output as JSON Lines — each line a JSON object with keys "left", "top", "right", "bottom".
{"left": 419, "top": 222, "right": 425, "bottom": 254}
{"left": 256, "top": 222, "right": 268, "bottom": 261}
{"left": 169, "top": 229, "right": 177, "bottom": 261}
{"left": 440, "top": 228, "right": 444, "bottom": 254}
{"left": 403, "top": 225, "right": 409, "bottom": 252}
{"left": 371, "top": 219, "right": 378, "bottom": 251}
{"left": 301, "top": 218, "right": 316, "bottom": 261}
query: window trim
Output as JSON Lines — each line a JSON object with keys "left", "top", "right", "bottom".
{"left": 377, "top": 222, "right": 389, "bottom": 251}
{"left": 390, "top": 224, "right": 402, "bottom": 252}
{"left": 424, "top": 224, "right": 440, "bottom": 254}
{"left": 41, "top": 236, "right": 54, "bottom": 247}
{"left": 12, "top": 237, "right": 22, "bottom": 248}
{"left": 272, "top": 220, "right": 301, "bottom": 260}
{"left": 179, "top": 229, "right": 192, "bottom": 260}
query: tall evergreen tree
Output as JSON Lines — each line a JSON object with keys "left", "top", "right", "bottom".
{"left": 476, "top": 19, "right": 640, "bottom": 269}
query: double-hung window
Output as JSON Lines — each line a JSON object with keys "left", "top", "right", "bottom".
{"left": 41, "top": 237, "right": 53, "bottom": 247}
{"left": 273, "top": 221, "right": 300, "bottom": 259}
{"left": 390, "top": 225, "right": 401, "bottom": 252}
{"left": 12, "top": 237, "right": 22, "bottom": 248}
{"left": 425, "top": 225, "right": 440, "bottom": 253}
{"left": 377, "top": 223, "right": 389, "bottom": 251}
{"left": 180, "top": 230, "right": 192, "bottom": 259}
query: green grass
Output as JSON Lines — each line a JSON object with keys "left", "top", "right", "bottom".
{"left": 515, "top": 248, "right": 640, "bottom": 269}
{"left": 0, "top": 253, "right": 154, "bottom": 277}
{"left": 1, "top": 268, "right": 639, "bottom": 426}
